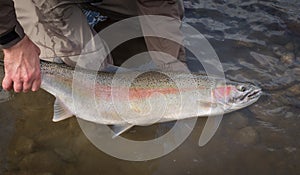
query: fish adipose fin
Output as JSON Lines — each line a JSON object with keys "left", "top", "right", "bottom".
{"left": 198, "top": 115, "right": 223, "bottom": 146}
{"left": 111, "top": 124, "right": 134, "bottom": 138}
{"left": 52, "top": 98, "right": 73, "bottom": 122}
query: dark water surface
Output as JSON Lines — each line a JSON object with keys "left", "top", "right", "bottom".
{"left": 1, "top": 0, "right": 300, "bottom": 174}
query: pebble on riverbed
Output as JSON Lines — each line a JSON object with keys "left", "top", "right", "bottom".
{"left": 280, "top": 52, "right": 295, "bottom": 64}
{"left": 14, "top": 136, "right": 36, "bottom": 156}
{"left": 287, "top": 84, "right": 300, "bottom": 96}
{"left": 272, "top": 44, "right": 296, "bottom": 64}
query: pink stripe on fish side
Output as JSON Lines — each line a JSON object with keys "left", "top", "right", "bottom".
{"left": 95, "top": 85, "right": 206, "bottom": 100}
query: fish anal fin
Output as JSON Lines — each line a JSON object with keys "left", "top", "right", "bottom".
{"left": 111, "top": 124, "right": 134, "bottom": 138}
{"left": 53, "top": 98, "right": 73, "bottom": 122}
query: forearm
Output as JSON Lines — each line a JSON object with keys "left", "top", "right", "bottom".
{"left": 0, "top": 0, "right": 25, "bottom": 49}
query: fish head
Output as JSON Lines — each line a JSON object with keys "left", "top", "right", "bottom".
{"left": 213, "top": 82, "right": 262, "bottom": 112}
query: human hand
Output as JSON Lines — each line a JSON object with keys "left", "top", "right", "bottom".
{"left": 2, "top": 35, "right": 41, "bottom": 93}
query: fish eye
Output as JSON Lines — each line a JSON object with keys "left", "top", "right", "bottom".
{"left": 237, "top": 85, "right": 247, "bottom": 92}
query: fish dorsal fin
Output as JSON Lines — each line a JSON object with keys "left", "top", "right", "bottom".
{"left": 198, "top": 115, "right": 223, "bottom": 146}
{"left": 111, "top": 124, "right": 134, "bottom": 138}
{"left": 52, "top": 98, "right": 73, "bottom": 122}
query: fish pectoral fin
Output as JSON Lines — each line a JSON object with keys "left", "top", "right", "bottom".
{"left": 111, "top": 124, "right": 134, "bottom": 138}
{"left": 53, "top": 98, "right": 73, "bottom": 122}
{"left": 198, "top": 115, "right": 223, "bottom": 147}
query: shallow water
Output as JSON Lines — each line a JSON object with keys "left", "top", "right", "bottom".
{"left": 1, "top": 0, "right": 300, "bottom": 174}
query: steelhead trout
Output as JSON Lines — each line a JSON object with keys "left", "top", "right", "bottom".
{"left": 0, "top": 60, "right": 261, "bottom": 143}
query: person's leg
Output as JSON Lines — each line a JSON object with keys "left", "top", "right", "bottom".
{"left": 13, "top": 0, "right": 112, "bottom": 67}
{"left": 136, "top": 0, "right": 187, "bottom": 71}
{"left": 92, "top": 0, "right": 138, "bottom": 18}
{"left": 92, "top": 0, "right": 186, "bottom": 70}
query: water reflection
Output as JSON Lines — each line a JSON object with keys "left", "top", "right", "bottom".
{"left": 1, "top": 0, "right": 300, "bottom": 174}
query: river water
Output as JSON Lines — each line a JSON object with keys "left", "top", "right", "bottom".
{"left": 0, "top": 0, "right": 300, "bottom": 174}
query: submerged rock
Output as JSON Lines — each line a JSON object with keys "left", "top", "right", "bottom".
{"left": 271, "top": 44, "right": 296, "bottom": 64}
{"left": 280, "top": 52, "right": 295, "bottom": 64}
{"left": 19, "top": 151, "right": 66, "bottom": 174}
{"left": 293, "top": 67, "right": 300, "bottom": 77}
{"left": 14, "top": 136, "right": 35, "bottom": 156}
{"left": 226, "top": 112, "right": 249, "bottom": 129}
{"left": 6, "top": 136, "right": 36, "bottom": 170}
{"left": 296, "top": 51, "right": 300, "bottom": 62}
{"left": 272, "top": 45, "right": 286, "bottom": 57}
{"left": 287, "top": 20, "right": 300, "bottom": 36}
{"left": 262, "top": 132, "right": 290, "bottom": 149}
{"left": 284, "top": 42, "right": 295, "bottom": 51}
{"left": 249, "top": 103, "right": 279, "bottom": 123}
{"left": 235, "top": 126, "right": 258, "bottom": 145}
{"left": 287, "top": 84, "right": 300, "bottom": 96}
{"left": 54, "top": 148, "right": 77, "bottom": 163}
{"left": 285, "top": 147, "right": 297, "bottom": 153}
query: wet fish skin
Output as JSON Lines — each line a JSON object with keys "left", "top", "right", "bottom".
{"left": 0, "top": 60, "right": 261, "bottom": 125}
{"left": 37, "top": 60, "right": 261, "bottom": 125}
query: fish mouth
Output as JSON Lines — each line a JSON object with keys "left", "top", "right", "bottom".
{"left": 239, "top": 88, "right": 262, "bottom": 101}
{"left": 247, "top": 88, "right": 262, "bottom": 99}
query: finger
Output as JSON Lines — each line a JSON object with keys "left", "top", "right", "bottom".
{"left": 14, "top": 81, "right": 23, "bottom": 93}
{"left": 31, "top": 79, "right": 41, "bottom": 92}
{"left": 2, "top": 76, "right": 13, "bottom": 91}
{"left": 23, "top": 81, "right": 33, "bottom": 93}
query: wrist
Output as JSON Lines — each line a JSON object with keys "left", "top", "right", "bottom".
{"left": 3, "top": 35, "right": 28, "bottom": 53}
{"left": 0, "top": 24, "right": 25, "bottom": 49}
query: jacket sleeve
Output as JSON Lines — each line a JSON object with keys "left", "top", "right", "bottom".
{"left": 0, "top": 0, "right": 25, "bottom": 49}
